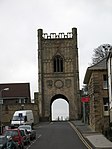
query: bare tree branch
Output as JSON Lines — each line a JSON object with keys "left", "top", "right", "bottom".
{"left": 91, "top": 44, "right": 112, "bottom": 65}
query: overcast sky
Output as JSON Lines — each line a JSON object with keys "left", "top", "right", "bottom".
{"left": 52, "top": 99, "right": 69, "bottom": 120}
{"left": 0, "top": 0, "right": 112, "bottom": 100}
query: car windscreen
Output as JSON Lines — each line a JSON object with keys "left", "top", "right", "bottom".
{"left": 19, "top": 126, "right": 31, "bottom": 131}
{"left": 4, "top": 130, "right": 18, "bottom": 137}
{"left": 12, "top": 116, "right": 25, "bottom": 121}
{"left": 20, "top": 130, "right": 25, "bottom": 136}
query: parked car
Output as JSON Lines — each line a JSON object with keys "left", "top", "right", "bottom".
{"left": 18, "top": 125, "right": 36, "bottom": 140}
{"left": 1, "top": 136, "right": 19, "bottom": 149}
{"left": 19, "top": 128, "right": 30, "bottom": 145}
{"left": 3, "top": 129, "right": 24, "bottom": 149}
{"left": 0, "top": 136, "right": 7, "bottom": 149}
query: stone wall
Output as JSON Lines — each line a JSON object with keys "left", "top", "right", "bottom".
{"left": 1, "top": 103, "right": 39, "bottom": 126}
{"left": 88, "top": 70, "right": 109, "bottom": 132}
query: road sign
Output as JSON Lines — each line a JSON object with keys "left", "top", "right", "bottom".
{"left": 81, "top": 97, "right": 90, "bottom": 102}
{"left": 0, "top": 99, "right": 3, "bottom": 104}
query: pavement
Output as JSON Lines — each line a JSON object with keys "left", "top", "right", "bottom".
{"left": 71, "top": 120, "right": 112, "bottom": 149}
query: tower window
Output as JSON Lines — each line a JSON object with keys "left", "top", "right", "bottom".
{"left": 54, "top": 55, "right": 63, "bottom": 72}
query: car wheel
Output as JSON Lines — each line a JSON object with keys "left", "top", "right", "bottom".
{"left": 29, "top": 140, "right": 31, "bottom": 144}
{"left": 34, "top": 135, "right": 36, "bottom": 140}
{"left": 19, "top": 144, "right": 24, "bottom": 149}
{"left": 22, "top": 145, "right": 24, "bottom": 149}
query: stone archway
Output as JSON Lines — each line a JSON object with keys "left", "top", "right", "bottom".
{"left": 50, "top": 94, "right": 69, "bottom": 121}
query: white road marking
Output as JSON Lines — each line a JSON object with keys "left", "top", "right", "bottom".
{"left": 37, "top": 134, "right": 42, "bottom": 139}
{"left": 26, "top": 134, "right": 42, "bottom": 149}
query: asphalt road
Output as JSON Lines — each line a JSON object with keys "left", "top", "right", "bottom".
{"left": 27, "top": 122, "right": 87, "bottom": 149}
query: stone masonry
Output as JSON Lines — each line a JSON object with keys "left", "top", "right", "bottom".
{"left": 37, "top": 28, "right": 80, "bottom": 121}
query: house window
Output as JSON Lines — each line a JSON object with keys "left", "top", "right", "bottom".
{"left": 103, "top": 97, "right": 109, "bottom": 112}
{"left": 103, "top": 98, "right": 109, "bottom": 115}
{"left": 19, "top": 98, "right": 26, "bottom": 104}
{"left": 103, "top": 75, "right": 108, "bottom": 89}
{"left": 53, "top": 55, "right": 63, "bottom": 72}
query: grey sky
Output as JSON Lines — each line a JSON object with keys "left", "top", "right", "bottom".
{"left": 0, "top": 0, "right": 112, "bottom": 99}
{"left": 52, "top": 99, "right": 69, "bottom": 120}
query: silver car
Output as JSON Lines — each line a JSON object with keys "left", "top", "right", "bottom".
{"left": 18, "top": 125, "right": 36, "bottom": 140}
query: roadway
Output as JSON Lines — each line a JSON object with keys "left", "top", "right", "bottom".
{"left": 27, "top": 122, "right": 88, "bottom": 149}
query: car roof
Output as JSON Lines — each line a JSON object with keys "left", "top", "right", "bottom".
{"left": 19, "top": 125, "right": 31, "bottom": 127}
{"left": 19, "top": 128, "right": 27, "bottom": 131}
{"left": 5, "top": 128, "right": 19, "bottom": 131}
{"left": 19, "top": 125, "right": 31, "bottom": 126}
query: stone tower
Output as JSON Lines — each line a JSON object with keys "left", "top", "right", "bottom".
{"left": 37, "top": 28, "right": 80, "bottom": 121}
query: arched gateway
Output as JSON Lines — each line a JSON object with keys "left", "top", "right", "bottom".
{"left": 37, "top": 28, "right": 80, "bottom": 121}
{"left": 51, "top": 94, "right": 69, "bottom": 120}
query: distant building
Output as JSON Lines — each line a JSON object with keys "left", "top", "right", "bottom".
{"left": 84, "top": 58, "right": 109, "bottom": 133}
{"left": 0, "top": 83, "right": 39, "bottom": 125}
{"left": 0, "top": 83, "right": 31, "bottom": 104}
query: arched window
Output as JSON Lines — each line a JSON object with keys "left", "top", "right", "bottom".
{"left": 53, "top": 55, "right": 63, "bottom": 72}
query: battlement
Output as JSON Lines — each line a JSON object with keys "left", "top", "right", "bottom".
{"left": 43, "top": 32, "right": 72, "bottom": 39}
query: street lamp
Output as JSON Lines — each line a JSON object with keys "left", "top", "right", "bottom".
{"left": 0, "top": 87, "right": 9, "bottom": 134}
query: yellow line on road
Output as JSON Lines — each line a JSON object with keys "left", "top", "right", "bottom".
{"left": 69, "top": 122, "right": 93, "bottom": 149}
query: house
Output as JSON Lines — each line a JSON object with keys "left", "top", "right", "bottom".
{"left": 0, "top": 83, "right": 40, "bottom": 125}
{"left": 0, "top": 83, "right": 31, "bottom": 104}
{"left": 84, "top": 58, "right": 109, "bottom": 133}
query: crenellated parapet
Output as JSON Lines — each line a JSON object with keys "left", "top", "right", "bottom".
{"left": 43, "top": 32, "right": 72, "bottom": 39}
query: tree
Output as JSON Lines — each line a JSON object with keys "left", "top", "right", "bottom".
{"left": 92, "top": 44, "right": 112, "bottom": 65}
